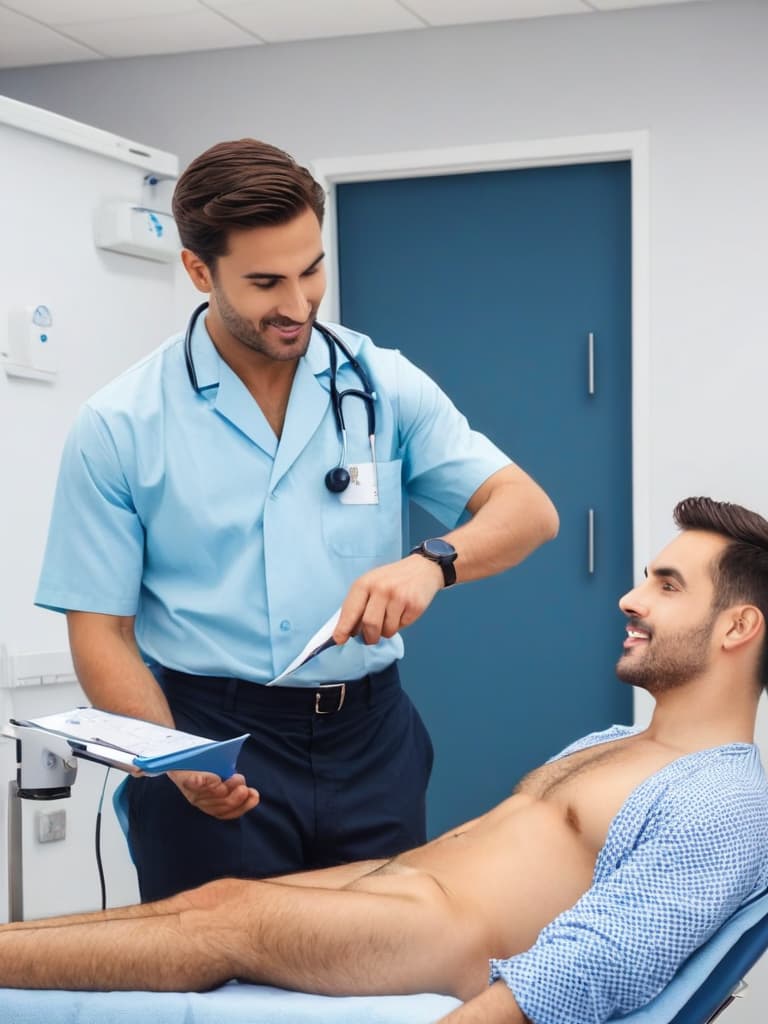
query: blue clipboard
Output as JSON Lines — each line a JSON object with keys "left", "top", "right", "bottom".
{"left": 132, "top": 733, "right": 249, "bottom": 777}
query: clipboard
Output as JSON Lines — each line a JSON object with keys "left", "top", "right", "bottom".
{"left": 9, "top": 708, "right": 248, "bottom": 778}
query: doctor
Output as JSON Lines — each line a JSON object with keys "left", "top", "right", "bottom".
{"left": 36, "top": 138, "right": 558, "bottom": 902}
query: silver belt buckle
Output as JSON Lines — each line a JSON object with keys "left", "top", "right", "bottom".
{"left": 315, "top": 683, "right": 346, "bottom": 714}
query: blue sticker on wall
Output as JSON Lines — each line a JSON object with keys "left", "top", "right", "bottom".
{"left": 147, "top": 212, "right": 164, "bottom": 238}
{"left": 32, "top": 305, "right": 52, "bottom": 327}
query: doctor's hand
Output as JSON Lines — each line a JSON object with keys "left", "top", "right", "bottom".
{"left": 334, "top": 554, "right": 445, "bottom": 646}
{"left": 168, "top": 770, "right": 260, "bottom": 820}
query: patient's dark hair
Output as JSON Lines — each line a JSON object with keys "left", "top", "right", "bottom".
{"left": 172, "top": 138, "right": 325, "bottom": 268}
{"left": 674, "top": 497, "right": 768, "bottom": 692}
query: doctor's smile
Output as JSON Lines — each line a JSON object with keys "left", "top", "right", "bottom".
{"left": 265, "top": 317, "right": 310, "bottom": 341}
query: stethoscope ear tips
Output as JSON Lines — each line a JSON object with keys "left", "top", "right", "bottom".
{"left": 325, "top": 467, "right": 351, "bottom": 493}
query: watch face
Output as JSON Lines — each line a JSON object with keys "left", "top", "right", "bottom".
{"left": 424, "top": 538, "right": 456, "bottom": 559}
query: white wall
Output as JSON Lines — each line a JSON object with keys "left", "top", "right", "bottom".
{"left": 0, "top": 110, "right": 181, "bottom": 922}
{"left": 1, "top": 0, "right": 767, "bottom": 1015}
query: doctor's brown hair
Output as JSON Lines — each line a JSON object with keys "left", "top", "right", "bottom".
{"left": 674, "top": 496, "right": 768, "bottom": 691}
{"left": 172, "top": 138, "right": 325, "bottom": 269}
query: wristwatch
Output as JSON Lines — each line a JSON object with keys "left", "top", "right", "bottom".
{"left": 409, "top": 538, "right": 458, "bottom": 588}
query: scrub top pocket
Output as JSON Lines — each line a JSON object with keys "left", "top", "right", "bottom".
{"left": 322, "top": 458, "right": 403, "bottom": 559}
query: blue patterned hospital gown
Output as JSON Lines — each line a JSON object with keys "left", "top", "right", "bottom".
{"left": 489, "top": 724, "right": 768, "bottom": 1024}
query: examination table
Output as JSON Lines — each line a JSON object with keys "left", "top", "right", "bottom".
{"left": 3, "top": 883, "right": 768, "bottom": 1024}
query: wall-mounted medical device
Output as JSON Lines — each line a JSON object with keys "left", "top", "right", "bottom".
{"left": 94, "top": 201, "right": 180, "bottom": 263}
{"left": 5, "top": 722, "right": 78, "bottom": 800}
{"left": 1, "top": 304, "right": 57, "bottom": 382}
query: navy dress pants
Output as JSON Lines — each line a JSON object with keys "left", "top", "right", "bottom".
{"left": 125, "top": 663, "right": 434, "bottom": 902}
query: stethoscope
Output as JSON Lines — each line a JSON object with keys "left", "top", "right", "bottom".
{"left": 184, "top": 301, "right": 377, "bottom": 494}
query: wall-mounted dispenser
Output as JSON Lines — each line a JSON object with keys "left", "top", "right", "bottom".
{"left": 94, "top": 201, "right": 180, "bottom": 263}
{"left": 1, "top": 305, "right": 57, "bottom": 382}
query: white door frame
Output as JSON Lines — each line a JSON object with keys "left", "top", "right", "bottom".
{"left": 312, "top": 128, "right": 650, "bottom": 633}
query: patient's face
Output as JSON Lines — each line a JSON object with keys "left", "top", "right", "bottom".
{"left": 615, "top": 530, "right": 729, "bottom": 692}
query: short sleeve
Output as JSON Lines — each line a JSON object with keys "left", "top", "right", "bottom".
{"left": 394, "top": 352, "right": 511, "bottom": 526}
{"left": 35, "top": 404, "right": 144, "bottom": 615}
{"left": 490, "top": 779, "right": 767, "bottom": 1024}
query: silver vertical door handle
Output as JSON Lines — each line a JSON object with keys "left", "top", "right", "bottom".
{"left": 588, "top": 508, "right": 595, "bottom": 575}
{"left": 587, "top": 332, "right": 596, "bottom": 396}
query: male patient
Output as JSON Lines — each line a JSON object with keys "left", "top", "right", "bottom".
{"left": 2, "top": 495, "right": 768, "bottom": 1024}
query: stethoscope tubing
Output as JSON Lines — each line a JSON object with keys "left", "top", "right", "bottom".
{"left": 183, "top": 302, "right": 378, "bottom": 492}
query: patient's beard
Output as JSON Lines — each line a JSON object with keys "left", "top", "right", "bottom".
{"left": 616, "top": 616, "right": 715, "bottom": 693}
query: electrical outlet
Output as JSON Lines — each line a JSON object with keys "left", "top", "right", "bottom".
{"left": 36, "top": 809, "right": 66, "bottom": 843}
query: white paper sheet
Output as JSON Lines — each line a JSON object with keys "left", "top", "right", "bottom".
{"left": 21, "top": 707, "right": 216, "bottom": 757}
{"left": 268, "top": 608, "right": 341, "bottom": 685}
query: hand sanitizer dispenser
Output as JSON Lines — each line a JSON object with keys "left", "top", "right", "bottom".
{"left": 2, "top": 305, "right": 57, "bottom": 382}
{"left": 94, "top": 201, "right": 180, "bottom": 263}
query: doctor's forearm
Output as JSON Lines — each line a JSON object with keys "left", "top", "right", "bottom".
{"left": 66, "top": 611, "right": 175, "bottom": 727}
{"left": 445, "top": 465, "right": 558, "bottom": 584}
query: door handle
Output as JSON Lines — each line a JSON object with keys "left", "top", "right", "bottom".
{"left": 587, "top": 332, "right": 596, "bottom": 396}
{"left": 588, "top": 508, "right": 595, "bottom": 575}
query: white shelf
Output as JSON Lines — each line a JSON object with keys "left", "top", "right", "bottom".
{"left": 0, "top": 647, "right": 77, "bottom": 689}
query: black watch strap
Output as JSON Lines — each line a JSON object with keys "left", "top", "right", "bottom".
{"left": 410, "top": 539, "right": 458, "bottom": 588}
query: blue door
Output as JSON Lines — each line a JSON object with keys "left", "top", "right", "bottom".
{"left": 337, "top": 161, "right": 633, "bottom": 834}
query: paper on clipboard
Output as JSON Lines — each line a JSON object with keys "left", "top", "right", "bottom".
{"left": 9, "top": 708, "right": 249, "bottom": 777}
{"left": 268, "top": 608, "right": 341, "bottom": 685}
{"left": 20, "top": 707, "right": 216, "bottom": 758}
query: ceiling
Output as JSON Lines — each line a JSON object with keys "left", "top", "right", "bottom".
{"left": 0, "top": 0, "right": 709, "bottom": 70}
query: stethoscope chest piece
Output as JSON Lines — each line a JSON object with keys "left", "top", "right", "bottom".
{"left": 325, "top": 466, "right": 352, "bottom": 493}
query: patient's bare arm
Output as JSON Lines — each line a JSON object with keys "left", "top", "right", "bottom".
{"left": 438, "top": 980, "right": 527, "bottom": 1022}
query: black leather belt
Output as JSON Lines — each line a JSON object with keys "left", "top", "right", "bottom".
{"left": 155, "top": 662, "right": 400, "bottom": 716}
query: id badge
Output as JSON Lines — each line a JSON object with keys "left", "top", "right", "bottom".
{"left": 339, "top": 462, "right": 379, "bottom": 505}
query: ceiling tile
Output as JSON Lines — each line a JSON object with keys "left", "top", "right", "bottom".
{"left": 587, "top": 0, "right": 706, "bottom": 9}
{"left": 0, "top": 0, "right": 202, "bottom": 23}
{"left": 50, "top": 9, "right": 261, "bottom": 58}
{"left": 404, "top": 0, "right": 589, "bottom": 26}
{"left": 0, "top": 0, "right": 713, "bottom": 69}
{"left": 0, "top": 5, "right": 101, "bottom": 68}
{"left": 204, "top": 0, "right": 423, "bottom": 43}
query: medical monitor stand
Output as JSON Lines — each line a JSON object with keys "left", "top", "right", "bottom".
{"left": 7, "top": 780, "right": 23, "bottom": 922}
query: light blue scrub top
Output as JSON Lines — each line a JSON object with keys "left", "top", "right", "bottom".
{"left": 35, "top": 315, "right": 511, "bottom": 685}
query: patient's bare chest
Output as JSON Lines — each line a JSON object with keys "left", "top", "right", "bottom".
{"left": 517, "top": 742, "right": 632, "bottom": 799}
{"left": 514, "top": 737, "right": 680, "bottom": 854}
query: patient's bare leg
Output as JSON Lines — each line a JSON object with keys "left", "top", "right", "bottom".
{"left": 0, "top": 859, "right": 388, "bottom": 933}
{"left": 0, "top": 888, "right": 201, "bottom": 931}
{"left": 0, "top": 874, "right": 485, "bottom": 999}
{"left": 267, "top": 858, "right": 388, "bottom": 888}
